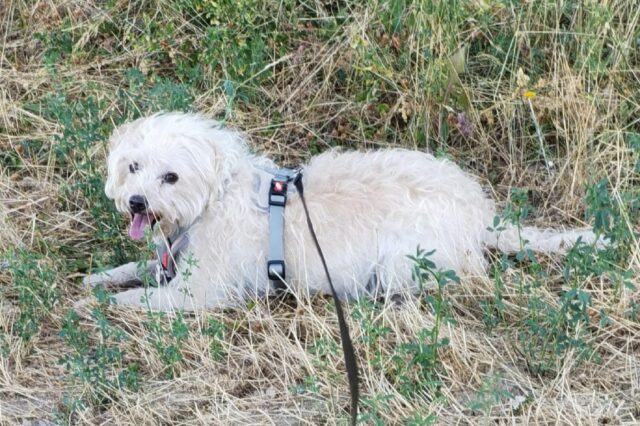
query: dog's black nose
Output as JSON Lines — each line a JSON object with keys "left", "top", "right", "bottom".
{"left": 128, "top": 195, "right": 147, "bottom": 213}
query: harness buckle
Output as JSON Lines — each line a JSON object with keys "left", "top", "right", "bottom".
{"left": 155, "top": 261, "right": 172, "bottom": 285}
{"left": 267, "top": 260, "right": 285, "bottom": 281}
{"left": 155, "top": 232, "right": 190, "bottom": 285}
{"left": 269, "top": 179, "right": 288, "bottom": 207}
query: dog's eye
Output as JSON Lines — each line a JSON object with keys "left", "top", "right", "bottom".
{"left": 129, "top": 162, "right": 139, "bottom": 174}
{"left": 162, "top": 172, "right": 179, "bottom": 184}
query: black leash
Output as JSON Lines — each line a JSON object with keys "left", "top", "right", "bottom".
{"left": 293, "top": 172, "right": 359, "bottom": 425}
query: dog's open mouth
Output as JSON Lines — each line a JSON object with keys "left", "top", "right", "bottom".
{"left": 129, "top": 212, "right": 159, "bottom": 240}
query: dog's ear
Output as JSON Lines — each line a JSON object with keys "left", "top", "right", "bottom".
{"left": 104, "top": 149, "right": 126, "bottom": 200}
{"left": 204, "top": 127, "right": 247, "bottom": 200}
{"left": 108, "top": 118, "right": 144, "bottom": 150}
{"left": 104, "top": 120, "right": 142, "bottom": 199}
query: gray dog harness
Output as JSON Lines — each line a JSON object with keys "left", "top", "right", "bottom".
{"left": 252, "top": 166, "right": 300, "bottom": 289}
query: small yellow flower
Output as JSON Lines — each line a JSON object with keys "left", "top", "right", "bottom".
{"left": 523, "top": 90, "right": 536, "bottom": 99}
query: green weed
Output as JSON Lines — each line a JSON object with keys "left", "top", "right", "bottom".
{"left": 202, "top": 317, "right": 227, "bottom": 361}
{"left": 357, "top": 393, "right": 394, "bottom": 425}
{"left": 144, "top": 310, "right": 190, "bottom": 379}
{"left": 394, "top": 248, "right": 459, "bottom": 398}
{"left": 466, "top": 372, "right": 513, "bottom": 422}
{"left": 351, "top": 299, "right": 391, "bottom": 369}
{"left": 56, "top": 288, "right": 139, "bottom": 423}
{"left": 5, "top": 249, "right": 59, "bottom": 341}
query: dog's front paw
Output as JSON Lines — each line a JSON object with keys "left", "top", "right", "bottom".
{"left": 82, "top": 273, "right": 104, "bottom": 288}
{"left": 82, "top": 262, "right": 148, "bottom": 289}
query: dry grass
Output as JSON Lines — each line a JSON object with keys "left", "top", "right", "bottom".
{"left": 1, "top": 0, "right": 639, "bottom": 424}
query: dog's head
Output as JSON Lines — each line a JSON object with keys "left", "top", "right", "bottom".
{"left": 105, "top": 112, "right": 245, "bottom": 240}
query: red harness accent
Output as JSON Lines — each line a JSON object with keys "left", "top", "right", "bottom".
{"left": 161, "top": 252, "right": 169, "bottom": 269}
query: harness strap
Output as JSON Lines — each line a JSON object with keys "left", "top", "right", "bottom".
{"left": 266, "top": 168, "right": 298, "bottom": 288}
{"left": 155, "top": 229, "right": 190, "bottom": 285}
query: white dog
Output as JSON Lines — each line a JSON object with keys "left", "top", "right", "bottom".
{"left": 85, "top": 112, "right": 598, "bottom": 310}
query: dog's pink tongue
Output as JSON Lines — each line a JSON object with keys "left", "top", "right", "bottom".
{"left": 129, "top": 213, "right": 151, "bottom": 240}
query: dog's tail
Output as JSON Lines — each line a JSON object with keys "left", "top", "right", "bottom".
{"left": 489, "top": 225, "right": 600, "bottom": 255}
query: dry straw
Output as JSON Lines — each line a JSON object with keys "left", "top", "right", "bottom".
{"left": 1, "top": 0, "right": 639, "bottom": 424}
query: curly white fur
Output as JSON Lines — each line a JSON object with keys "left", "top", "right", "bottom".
{"left": 93, "top": 112, "right": 598, "bottom": 310}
